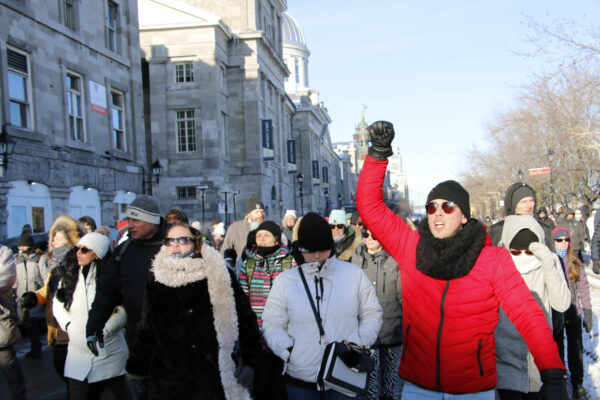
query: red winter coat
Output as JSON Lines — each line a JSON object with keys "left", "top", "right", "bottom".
{"left": 357, "top": 156, "right": 565, "bottom": 394}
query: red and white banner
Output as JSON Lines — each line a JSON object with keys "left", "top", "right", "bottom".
{"left": 528, "top": 167, "right": 551, "bottom": 176}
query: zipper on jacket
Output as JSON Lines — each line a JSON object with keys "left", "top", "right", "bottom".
{"left": 436, "top": 280, "right": 450, "bottom": 391}
{"left": 382, "top": 270, "right": 387, "bottom": 293}
{"left": 401, "top": 324, "right": 410, "bottom": 362}
{"left": 477, "top": 339, "right": 483, "bottom": 376}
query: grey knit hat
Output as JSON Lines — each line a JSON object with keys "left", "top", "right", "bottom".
{"left": 126, "top": 195, "right": 160, "bottom": 225}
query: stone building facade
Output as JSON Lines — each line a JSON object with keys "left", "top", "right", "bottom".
{"left": 0, "top": 0, "right": 145, "bottom": 238}
{"left": 139, "top": 0, "right": 296, "bottom": 224}
{"left": 139, "top": 1, "right": 357, "bottom": 223}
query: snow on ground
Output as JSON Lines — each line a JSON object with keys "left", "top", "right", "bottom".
{"left": 583, "top": 263, "right": 600, "bottom": 400}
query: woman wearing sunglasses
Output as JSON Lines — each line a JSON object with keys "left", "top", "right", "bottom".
{"left": 551, "top": 227, "right": 593, "bottom": 399}
{"left": 495, "top": 215, "right": 570, "bottom": 400}
{"left": 357, "top": 121, "right": 569, "bottom": 400}
{"left": 52, "top": 232, "right": 132, "bottom": 400}
{"left": 125, "top": 223, "right": 262, "bottom": 400}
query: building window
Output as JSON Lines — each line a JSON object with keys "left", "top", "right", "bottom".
{"left": 66, "top": 72, "right": 85, "bottom": 141}
{"left": 106, "top": 1, "right": 118, "bottom": 52}
{"left": 7, "top": 48, "right": 32, "bottom": 129}
{"left": 176, "top": 186, "right": 196, "bottom": 200}
{"left": 63, "top": 0, "right": 75, "bottom": 30}
{"left": 176, "top": 109, "right": 196, "bottom": 152}
{"left": 111, "top": 90, "right": 126, "bottom": 151}
{"left": 175, "top": 62, "right": 193, "bottom": 83}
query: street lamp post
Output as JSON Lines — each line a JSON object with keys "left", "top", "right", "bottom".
{"left": 324, "top": 190, "right": 329, "bottom": 217}
{"left": 197, "top": 184, "right": 210, "bottom": 224}
{"left": 143, "top": 159, "right": 164, "bottom": 194}
{"left": 232, "top": 190, "right": 240, "bottom": 221}
{"left": 0, "top": 124, "right": 17, "bottom": 174}
{"left": 297, "top": 172, "right": 304, "bottom": 215}
{"left": 547, "top": 149, "right": 554, "bottom": 211}
{"left": 224, "top": 192, "right": 229, "bottom": 227}
{"left": 337, "top": 193, "right": 342, "bottom": 209}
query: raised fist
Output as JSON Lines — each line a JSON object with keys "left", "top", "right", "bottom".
{"left": 367, "top": 121, "right": 394, "bottom": 160}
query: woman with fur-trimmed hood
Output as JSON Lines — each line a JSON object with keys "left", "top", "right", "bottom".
{"left": 19, "top": 215, "right": 86, "bottom": 390}
{"left": 495, "top": 215, "right": 571, "bottom": 399}
{"left": 126, "top": 223, "right": 262, "bottom": 400}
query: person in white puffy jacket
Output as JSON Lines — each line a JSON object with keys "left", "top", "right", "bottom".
{"left": 52, "top": 232, "right": 131, "bottom": 400}
{"left": 263, "top": 212, "right": 383, "bottom": 400}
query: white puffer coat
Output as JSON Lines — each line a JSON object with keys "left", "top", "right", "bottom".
{"left": 53, "top": 262, "right": 128, "bottom": 383}
{"left": 262, "top": 256, "right": 382, "bottom": 384}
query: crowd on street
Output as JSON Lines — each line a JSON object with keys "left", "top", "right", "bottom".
{"left": 1, "top": 121, "right": 599, "bottom": 400}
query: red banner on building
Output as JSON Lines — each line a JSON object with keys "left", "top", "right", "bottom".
{"left": 529, "top": 167, "right": 551, "bottom": 176}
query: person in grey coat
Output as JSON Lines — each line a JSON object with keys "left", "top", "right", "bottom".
{"left": 350, "top": 227, "right": 402, "bottom": 400}
{"left": 14, "top": 233, "right": 45, "bottom": 359}
{"left": 0, "top": 245, "right": 28, "bottom": 400}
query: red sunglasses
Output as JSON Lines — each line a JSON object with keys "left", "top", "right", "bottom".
{"left": 510, "top": 249, "right": 533, "bottom": 256}
{"left": 426, "top": 201, "right": 457, "bottom": 215}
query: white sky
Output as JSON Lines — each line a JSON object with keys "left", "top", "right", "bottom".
{"left": 287, "top": 0, "right": 598, "bottom": 208}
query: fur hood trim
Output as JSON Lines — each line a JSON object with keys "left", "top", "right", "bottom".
{"left": 151, "top": 245, "right": 251, "bottom": 400}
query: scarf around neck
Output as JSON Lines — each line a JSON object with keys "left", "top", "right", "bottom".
{"left": 416, "top": 218, "right": 486, "bottom": 280}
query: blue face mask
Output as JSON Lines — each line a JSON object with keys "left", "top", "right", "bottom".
{"left": 170, "top": 250, "right": 195, "bottom": 259}
{"left": 556, "top": 249, "right": 568, "bottom": 258}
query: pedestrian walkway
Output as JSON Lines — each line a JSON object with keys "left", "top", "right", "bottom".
{"left": 0, "top": 338, "right": 66, "bottom": 400}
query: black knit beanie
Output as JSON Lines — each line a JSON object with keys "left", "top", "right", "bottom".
{"left": 256, "top": 221, "right": 282, "bottom": 244}
{"left": 18, "top": 234, "right": 34, "bottom": 247}
{"left": 246, "top": 194, "right": 265, "bottom": 215}
{"left": 510, "top": 229, "right": 539, "bottom": 250}
{"left": 511, "top": 185, "right": 536, "bottom": 213}
{"left": 426, "top": 180, "right": 470, "bottom": 218}
{"left": 297, "top": 212, "right": 334, "bottom": 252}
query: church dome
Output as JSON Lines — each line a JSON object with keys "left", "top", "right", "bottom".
{"left": 282, "top": 12, "right": 307, "bottom": 49}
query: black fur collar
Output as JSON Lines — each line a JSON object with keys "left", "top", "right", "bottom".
{"left": 416, "top": 218, "right": 485, "bottom": 280}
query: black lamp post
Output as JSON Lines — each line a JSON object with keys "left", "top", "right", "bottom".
{"left": 0, "top": 124, "right": 17, "bottom": 171}
{"left": 197, "top": 184, "right": 210, "bottom": 224}
{"left": 151, "top": 159, "right": 164, "bottom": 184}
{"left": 297, "top": 172, "right": 304, "bottom": 215}
{"left": 324, "top": 189, "right": 329, "bottom": 217}
{"left": 338, "top": 193, "right": 342, "bottom": 209}
{"left": 232, "top": 190, "right": 240, "bottom": 221}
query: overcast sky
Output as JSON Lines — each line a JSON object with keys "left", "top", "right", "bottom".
{"left": 286, "top": 0, "right": 598, "bottom": 209}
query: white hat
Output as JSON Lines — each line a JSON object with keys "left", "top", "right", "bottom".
{"left": 78, "top": 232, "right": 110, "bottom": 259}
{"left": 328, "top": 209, "right": 348, "bottom": 227}
{"left": 213, "top": 222, "right": 225, "bottom": 236}
{"left": 190, "top": 221, "right": 202, "bottom": 231}
{"left": 284, "top": 210, "right": 297, "bottom": 219}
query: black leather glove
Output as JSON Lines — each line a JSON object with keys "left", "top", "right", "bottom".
{"left": 367, "top": 121, "right": 395, "bottom": 160}
{"left": 234, "top": 361, "right": 254, "bottom": 388}
{"left": 20, "top": 292, "right": 38, "bottom": 309}
{"left": 86, "top": 331, "right": 104, "bottom": 356}
{"left": 540, "top": 369, "right": 568, "bottom": 400}
{"left": 593, "top": 260, "right": 600, "bottom": 274}
{"left": 583, "top": 308, "right": 593, "bottom": 335}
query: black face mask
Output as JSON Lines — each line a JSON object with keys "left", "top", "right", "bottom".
{"left": 256, "top": 245, "right": 280, "bottom": 257}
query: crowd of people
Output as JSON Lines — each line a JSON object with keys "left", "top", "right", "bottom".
{"left": 0, "top": 122, "right": 598, "bottom": 400}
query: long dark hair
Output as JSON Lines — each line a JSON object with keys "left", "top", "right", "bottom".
{"left": 55, "top": 248, "right": 104, "bottom": 311}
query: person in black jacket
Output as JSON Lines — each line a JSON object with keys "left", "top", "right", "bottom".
{"left": 487, "top": 183, "right": 554, "bottom": 251}
{"left": 126, "top": 223, "right": 261, "bottom": 400}
{"left": 591, "top": 210, "right": 600, "bottom": 274}
{"left": 86, "top": 195, "right": 166, "bottom": 353}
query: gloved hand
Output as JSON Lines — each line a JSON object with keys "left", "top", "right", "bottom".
{"left": 86, "top": 331, "right": 104, "bottom": 356}
{"left": 20, "top": 292, "right": 38, "bottom": 309}
{"left": 366, "top": 121, "right": 395, "bottom": 160}
{"left": 528, "top": 242, "right": 556, "bottom": 270}
{"left": 234, "top": 361, "right": 254, "bottom": 388}
{"left": 126, "top": 373, "right": 147, "bottom": 399}
{"left": 583, "top": 308, "right": 593, "bottom": 335}
{"left": 593, "top": 260, "right": 600, "bottom": 274}
{"left": 540, "top": 369, "right": 568, "bottom": 400}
